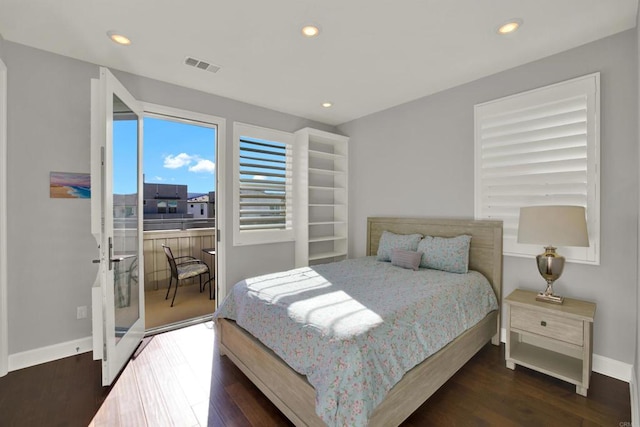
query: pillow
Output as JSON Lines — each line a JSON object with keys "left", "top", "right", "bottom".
{"left": 391, "top": 249, "right": 422, "bottom": 271}
{"left": 418, "top": 235, "right": 472, "bottom": 273}
{"left": 376, "top": 231, "right": 423, "bottom": 262}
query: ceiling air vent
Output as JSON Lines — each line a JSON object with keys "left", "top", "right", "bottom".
{"left": 184, "top": 56, "right": 221, "bottom": 73}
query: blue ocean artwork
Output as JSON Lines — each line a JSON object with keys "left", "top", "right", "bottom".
{"left": 50, "top": 172, "right": 91, "bottom": 199}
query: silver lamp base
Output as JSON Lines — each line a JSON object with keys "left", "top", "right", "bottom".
{"left": 535, "top": 246, "right": 565, "bottom": 305}
{"left": 536, "top": 286, "right": 564, "bottom": 304}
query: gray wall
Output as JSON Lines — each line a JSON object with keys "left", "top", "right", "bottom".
{"left": 6, "top": 42, "right": 98, "bottom": 354}
{"left": 339, "top": 30, "right": 639, "bottom": 364}
{"left": 3, "top": 40, "right": 335, "bottom": 355}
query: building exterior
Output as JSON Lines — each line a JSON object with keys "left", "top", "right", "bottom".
{"left": 142, "top": 183, "right": 215, "bottom": 230}
{"left": 143, "top": 183, "right": 189, "bottom": 218}
{"left": 187, "top": 191, "right": 215, "bottom": 219}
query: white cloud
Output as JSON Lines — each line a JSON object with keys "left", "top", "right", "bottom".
{"left": 189, "top": 159, "right": 215, "bottom": 174}
{"left": 164, "top": 153, "right": 193, "bottom": 169}
{"left": 153, "top": 176, "right": 165, "bottom": 181}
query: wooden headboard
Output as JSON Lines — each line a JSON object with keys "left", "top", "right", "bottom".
{"left": 367, "top": 216, "right": 503, "bottom": 322}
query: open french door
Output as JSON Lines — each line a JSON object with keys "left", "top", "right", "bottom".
{"left": 91, "top": 67, "right": 145, "bottom": 386}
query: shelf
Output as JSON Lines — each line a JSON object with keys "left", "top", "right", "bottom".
{"left": 509, "top": 341, "right": 582, "bottom": 385}
{"left": 309, "top": 167, "right": 346, "bottom": 176}
{"left": 308, "top": 149, "right": 346, "bottom": 160}
{"left": 294, "top": 127, "right": 348, "bottom": 268}
{"left": 309, "top": 203, "right": 345, "bottom": 208}
{"left": 309, "top": 185, "right": 345, "bottom": 191}
{"left": 309, "top": 235, "right": 347, "bottom": 243}
{"left": 309, "top": 251, "right": 348, "bottom": 261}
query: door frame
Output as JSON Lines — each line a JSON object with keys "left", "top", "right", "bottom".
{"left": 0, "top": 58, "right": 8, "bottom": 377}
{"left": 141, "top": 102, "right": 226, "bottom": 307}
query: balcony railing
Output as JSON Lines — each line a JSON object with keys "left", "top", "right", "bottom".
{"left": 115, "top": 217, "right": 215, "bottom": 231}
{"left": 112, "top": 218, "right": 216, "bottom": 291}
{"left": 143, "top": 227, "right": 216, "bottom": 292}
{"left": 144, "top": 217, "right": 216, "bottom": 231}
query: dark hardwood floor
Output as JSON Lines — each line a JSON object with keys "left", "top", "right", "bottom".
{"left": 0, "top": 322, "right": 631, "bottom": 426}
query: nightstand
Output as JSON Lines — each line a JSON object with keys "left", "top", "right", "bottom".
{"left": 505, "top": 289, "right": 596, "bottom": 396}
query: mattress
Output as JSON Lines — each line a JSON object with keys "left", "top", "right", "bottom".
{"left": 214, "top": 256, "right": 498, "bottom": 426}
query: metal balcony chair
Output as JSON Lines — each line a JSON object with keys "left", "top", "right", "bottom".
{"left": 162, "top": 244, "right": 212, "bottom": 307}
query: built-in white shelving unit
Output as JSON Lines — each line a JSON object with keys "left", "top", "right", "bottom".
{"left": 294, "top": 128, "right": 349, "bottom": 267}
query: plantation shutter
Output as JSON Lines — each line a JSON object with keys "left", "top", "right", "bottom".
{"left": 474, "top": 73, "right": 599, "bottom": 264}
{"left": 238, "top": 137, "right": 292, "bottom": 231}
{"left": 233, "top": 122, "right": 294, "bottom": 246}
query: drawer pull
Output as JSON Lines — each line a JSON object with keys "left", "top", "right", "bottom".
{"left": 540, "top": 320, "right": 547, "bottom": 327}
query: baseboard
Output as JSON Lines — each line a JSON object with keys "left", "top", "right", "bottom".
{"left": 7, "top": 336, "right": 93, "bottom": 372}
{"left": 593, "top": 354, "right": 633, "bottom": 382}
{"left": 500, "top": 327, "right": 632, "bottom": 382}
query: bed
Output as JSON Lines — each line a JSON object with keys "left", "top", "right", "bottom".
{"left": 215, "top": 217, "right": 503, "bottom": 426}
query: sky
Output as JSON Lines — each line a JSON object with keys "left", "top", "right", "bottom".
{"left": 114, "top": 116, "right": 216, "bottom": 195}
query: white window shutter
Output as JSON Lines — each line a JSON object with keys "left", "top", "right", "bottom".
{"left": 475, "top": 73, "right": 600, "bottom": 264}
{"left": 238, "top": 138, "right": 292, "bottom": 231}
{"left": 233, "top": 122, "right": 294, "bottom": 246}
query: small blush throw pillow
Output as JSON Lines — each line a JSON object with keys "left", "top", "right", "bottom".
{"left": 391, "top": 249, "right": 422, "bottom": 271}
{"left": 418, "top": 235, "right": 472, "bottom": 273}
{"left": 376, "top": 231, "right": 423, "bottom": 262}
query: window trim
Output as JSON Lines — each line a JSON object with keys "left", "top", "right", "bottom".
{"left": 474, "top": 73, "right": 600, "bottom": 265}
{"left": 233, "top": 122, "right": 294, "bottom": 246}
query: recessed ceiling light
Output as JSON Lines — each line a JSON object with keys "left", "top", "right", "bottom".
{"left": 497, "top": 19, "right": 523, "bottom": 35}
{"left": 322, "top": 102, "right": 333, "bottom": 108}
{"left": 107, "top": 31, "right": 132, "bottom": 46}
{"left": 301, "top": 25, "right": 320, "bottom": 38}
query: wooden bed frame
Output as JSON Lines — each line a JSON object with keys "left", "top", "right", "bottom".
{"left": 216, "top": 217, "right": 503, "bottom": 426}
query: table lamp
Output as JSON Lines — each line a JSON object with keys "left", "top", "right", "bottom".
{"left": 517, "top": 205, "right": 589, "bottom": 304}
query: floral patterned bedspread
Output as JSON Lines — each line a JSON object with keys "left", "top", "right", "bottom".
{"left": 214, "top": 256, "right": 498, "bottom": 426}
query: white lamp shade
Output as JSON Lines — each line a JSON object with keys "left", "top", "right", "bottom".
{"left": 517, "top": 205, "right": 589, "bottom": 247}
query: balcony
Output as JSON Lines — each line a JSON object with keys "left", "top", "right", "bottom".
{"left": 143, "top": 221, "right": 216, "bottom": 292}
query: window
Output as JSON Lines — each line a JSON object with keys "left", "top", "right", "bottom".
{"left": 233, "top": 122, "right": 294, "bottom": 245}
{"left": 474, "top": 73, "right": 600, "bottom": 264}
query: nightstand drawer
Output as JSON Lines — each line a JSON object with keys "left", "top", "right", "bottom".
{"left": 511, "top": 306, "right": 583, "bottom": 346}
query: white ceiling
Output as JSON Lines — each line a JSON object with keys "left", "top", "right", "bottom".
{"left": 0, "top": 0, "right": 637, "bottom": 125}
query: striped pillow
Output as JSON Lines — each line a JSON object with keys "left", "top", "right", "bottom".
{"left": 391, "top": 249, "right": 422, "bottom": 271}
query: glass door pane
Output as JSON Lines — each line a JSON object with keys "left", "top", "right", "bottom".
{"left": 112, "top": 94, "right": 140, "bottom": 342}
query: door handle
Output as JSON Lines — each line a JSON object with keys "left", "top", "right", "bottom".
{"left": 107, "top": 237, "right": 133, "bottom": 269}
{"left": 108, "top": 237, "right": 117, "bottom": 271}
